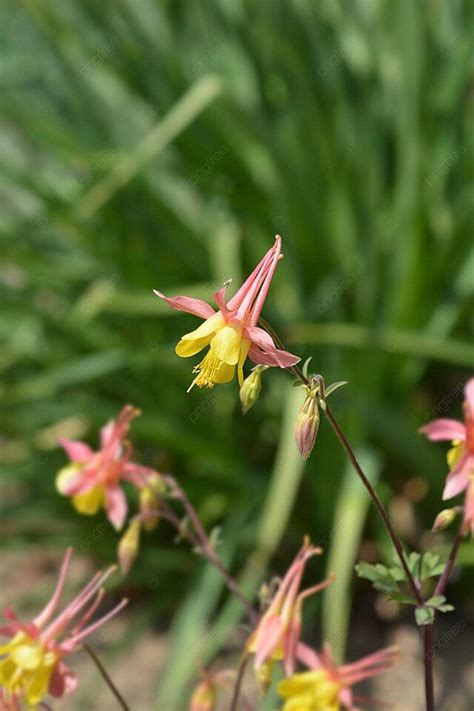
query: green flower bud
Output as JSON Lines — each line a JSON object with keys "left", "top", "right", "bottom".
{"left": 431, "top": 506, "right": 462, "bottom": 532}
{"left": 240, "top": 366, "right": 266, "bottom": 414}
{"left": 140, "top": 473, "right": 164, "bottom": 531}
{"left": 295, "top": 389, "right": 320, "bottom": 460}
{"left": 118, "top": 519, "right": 141, "bottom": 575}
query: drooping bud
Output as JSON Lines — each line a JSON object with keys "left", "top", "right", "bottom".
{"left": 240, "top": 366, "right": 267, "bottom": 414}
{"left": 140, "top": 473, "right": 164, "bottom": 531}
{"left": 118, "top": 518, "right": 141, "bottom": 574}
{"left": 431, "top": 506, "right": 463, "bottom": 532}
{"left": 295, "top": 388, "right": 320, "bottom": 460}
{"left": 189, "top": 679, "right": 215, "bottom": 711}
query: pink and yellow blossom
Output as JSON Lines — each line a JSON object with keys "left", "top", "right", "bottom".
{"left": 0, "top": 548, "right": 127, "bottom": 708}
{"left": 419, "top": 378, "right": 474, "bottom": 535}
{"left": 154, "top": 236, "right": 300, "bottom": 390}
{"left": 246, "top": 539, "right": 334, "bottom": 685}
{"left": 279, "top": 643, "right": 399, "bottom": 711}
{"left": 56, "top": 405, "right": 157, "bottom": 530}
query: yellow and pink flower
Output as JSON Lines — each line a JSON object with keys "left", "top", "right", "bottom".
{"left": 56, "top": 405, "right": 157, "bottom": 530}
{"left": 154, "top": 235, "right": 300, "bottom": 390}
{"left": 246, "top": 539, "right": 334, "bottom": 685}
{"left": 419, "top": 378, "right": 474, "bottom": 535}
{"left": 279, "top": 643, "right": 398, "bottom": 711}
{"left": 0, "top": 548, "right": 127, "bottom": 708}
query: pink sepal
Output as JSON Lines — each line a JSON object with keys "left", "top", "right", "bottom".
{"left": 105, "top": 485, "right": 128, "bottom": 530}
{"left": 49, "top": 661, "right": 78, "bottom": 698}
{"left": 246, "top": 326, "right": 301, "bottom": 368}
{"left": 253, "top": 615, "right": 283, "bottom": 669}
{"left": 58, "top": 438, "right": 94, "bottom": 462}
{"left": 419, "top": 419, "right": 466, "bottom": 442}
{"left": 443, "top": 454, "right": 473, "bottom": 499}
{"left": 153, "top": 290, "right": 215, "bottom": 319}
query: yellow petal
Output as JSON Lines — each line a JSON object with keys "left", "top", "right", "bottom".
{"left": 447, "top": 442, "right": 464, "bottom": 469}
{"left": 180, "top": 312, "right": 224, "bottom": 341}
{"left": 212, "top": 325, "right": 242, "bottom": 365}
{"left": 56, "top": 463, "right": 83, "bottom": 495}
{"left": 237, "top": 338, "right": 251, "bottom": 385}
{"left": 176, "top": 334, "right": 213, "bottom": 358}
{"left": 213, "top": 361, "right": 235, "bottom": 383}
{"left": 72, "top": 485, "right": 104, "bottom": 515}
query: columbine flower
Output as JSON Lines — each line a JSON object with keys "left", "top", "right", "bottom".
{"left": 246, "top": 539, "right": 334, "bottom": 685}
{"left": 154, "top": 235, "right": 300, "bottom": 390}
{"left": 56, "top": 405, "right": 156, "bottom": 530}
{"left": 278, "top": 643, "right": 399, "bottom": 711}
{"left": 419, "top": 378, "right": 474, "bottom": 535}
{"left": 0, "top": 548, "right": 127, "bottom": 708}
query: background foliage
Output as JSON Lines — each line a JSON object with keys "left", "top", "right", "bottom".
{"left": 1, "top": 0, "right": 473, "bottom": 707}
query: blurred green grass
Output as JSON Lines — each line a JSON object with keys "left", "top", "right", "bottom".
{"left": 1, "top": 0, "right": 473, "bottom": 706}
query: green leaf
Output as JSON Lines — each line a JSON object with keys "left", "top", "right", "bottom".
{"left": 324, "top": 380, "right": 349, "bottom": 398}
{"left": 415, "top": 606, "right": 435, "bottom": 626}
{"left": 437, "top": 604, "right": 455, "bottom": 613}
{"left": 426, "top": 594, "right": 446, "bottom": 607}
{"left": 389, "top": 592, "right": 417, "bottom": 605}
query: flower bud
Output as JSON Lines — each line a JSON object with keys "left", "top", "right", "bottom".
{"left": 118, "top": 519, "right": 141, "bottom": 575}
{"left": 140, "top": 473, "right": 164, "bottom": 531}
{"left": 240, "top": 366, "right": 266, "bottom": 414}
{"left": 431, "top": 506, "right": 462, "bottom": 532}
{"left": 295, "top": 390, "right": 320, "bottom": 460}
{"left": 189, "top": 679, "right": 215, "bottom": 711}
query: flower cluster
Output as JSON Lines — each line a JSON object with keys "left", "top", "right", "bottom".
{"left": 5, "top": 232, "right": 470, "bottom": 710}
{"left": 243, "top": 539, "right": 397, "bottom": 710}
{"left": 0, "top": 549, "right": 126, "bottom": 708}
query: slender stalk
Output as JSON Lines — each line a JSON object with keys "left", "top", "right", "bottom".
{"left": 423, "top": 626, "right": 435, "bottom": 711}
{"left": 434, "top": 523, "right": 464, "bottom": 596}
{"left": 229, "top": 655, "right": 249, "bottom": 711}
{"left": 83, "top": 643, "right": 129, "bottom": 711}
{"left": 323, "top": 403, "right": 423, "bottom": 605}
{"left": 162, "top": 477, "right": 259, "bottom": 624}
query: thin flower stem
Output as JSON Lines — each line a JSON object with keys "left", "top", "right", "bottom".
{"left": 323, "top": 402, "right": 424, "bottom": 606}
{"left": 423, "top": 625, "right": 435, "bottom": 711}
{"left": 434, "top": 523, "right": 464, "bottom": 596}
{"left": 229, "top": 655, "right": 249, "bottom": 711}
{"left": 259, "top": 322, "right": 422, "bottom": 601}
{"left": 162, "top": 477, "right": 259, "bottom": 624}
{"left": 83, "top": 643, "right": 129, "bottom": 711}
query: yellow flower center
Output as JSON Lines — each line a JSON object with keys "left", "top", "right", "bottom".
{"left": 179, "top": 320, "right": 251, "bottom": 390}
{"left": 0, "top": 632, "right": 58, "bottom": 707}
{"left": 278, "top": 669, "right": 341, "bottom": 711}
{"left": 191, "top": 348, "right": 229, "bottom": 389}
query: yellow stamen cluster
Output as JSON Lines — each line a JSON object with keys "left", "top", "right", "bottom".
{"left": 191, "top": 349, "right": 225, "bottom": 389}
{"left": 278, "top": 669, "right": 341, "bottom": 711}
{"left": 0, "top": 633, "right": 58, "bottom": 707}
